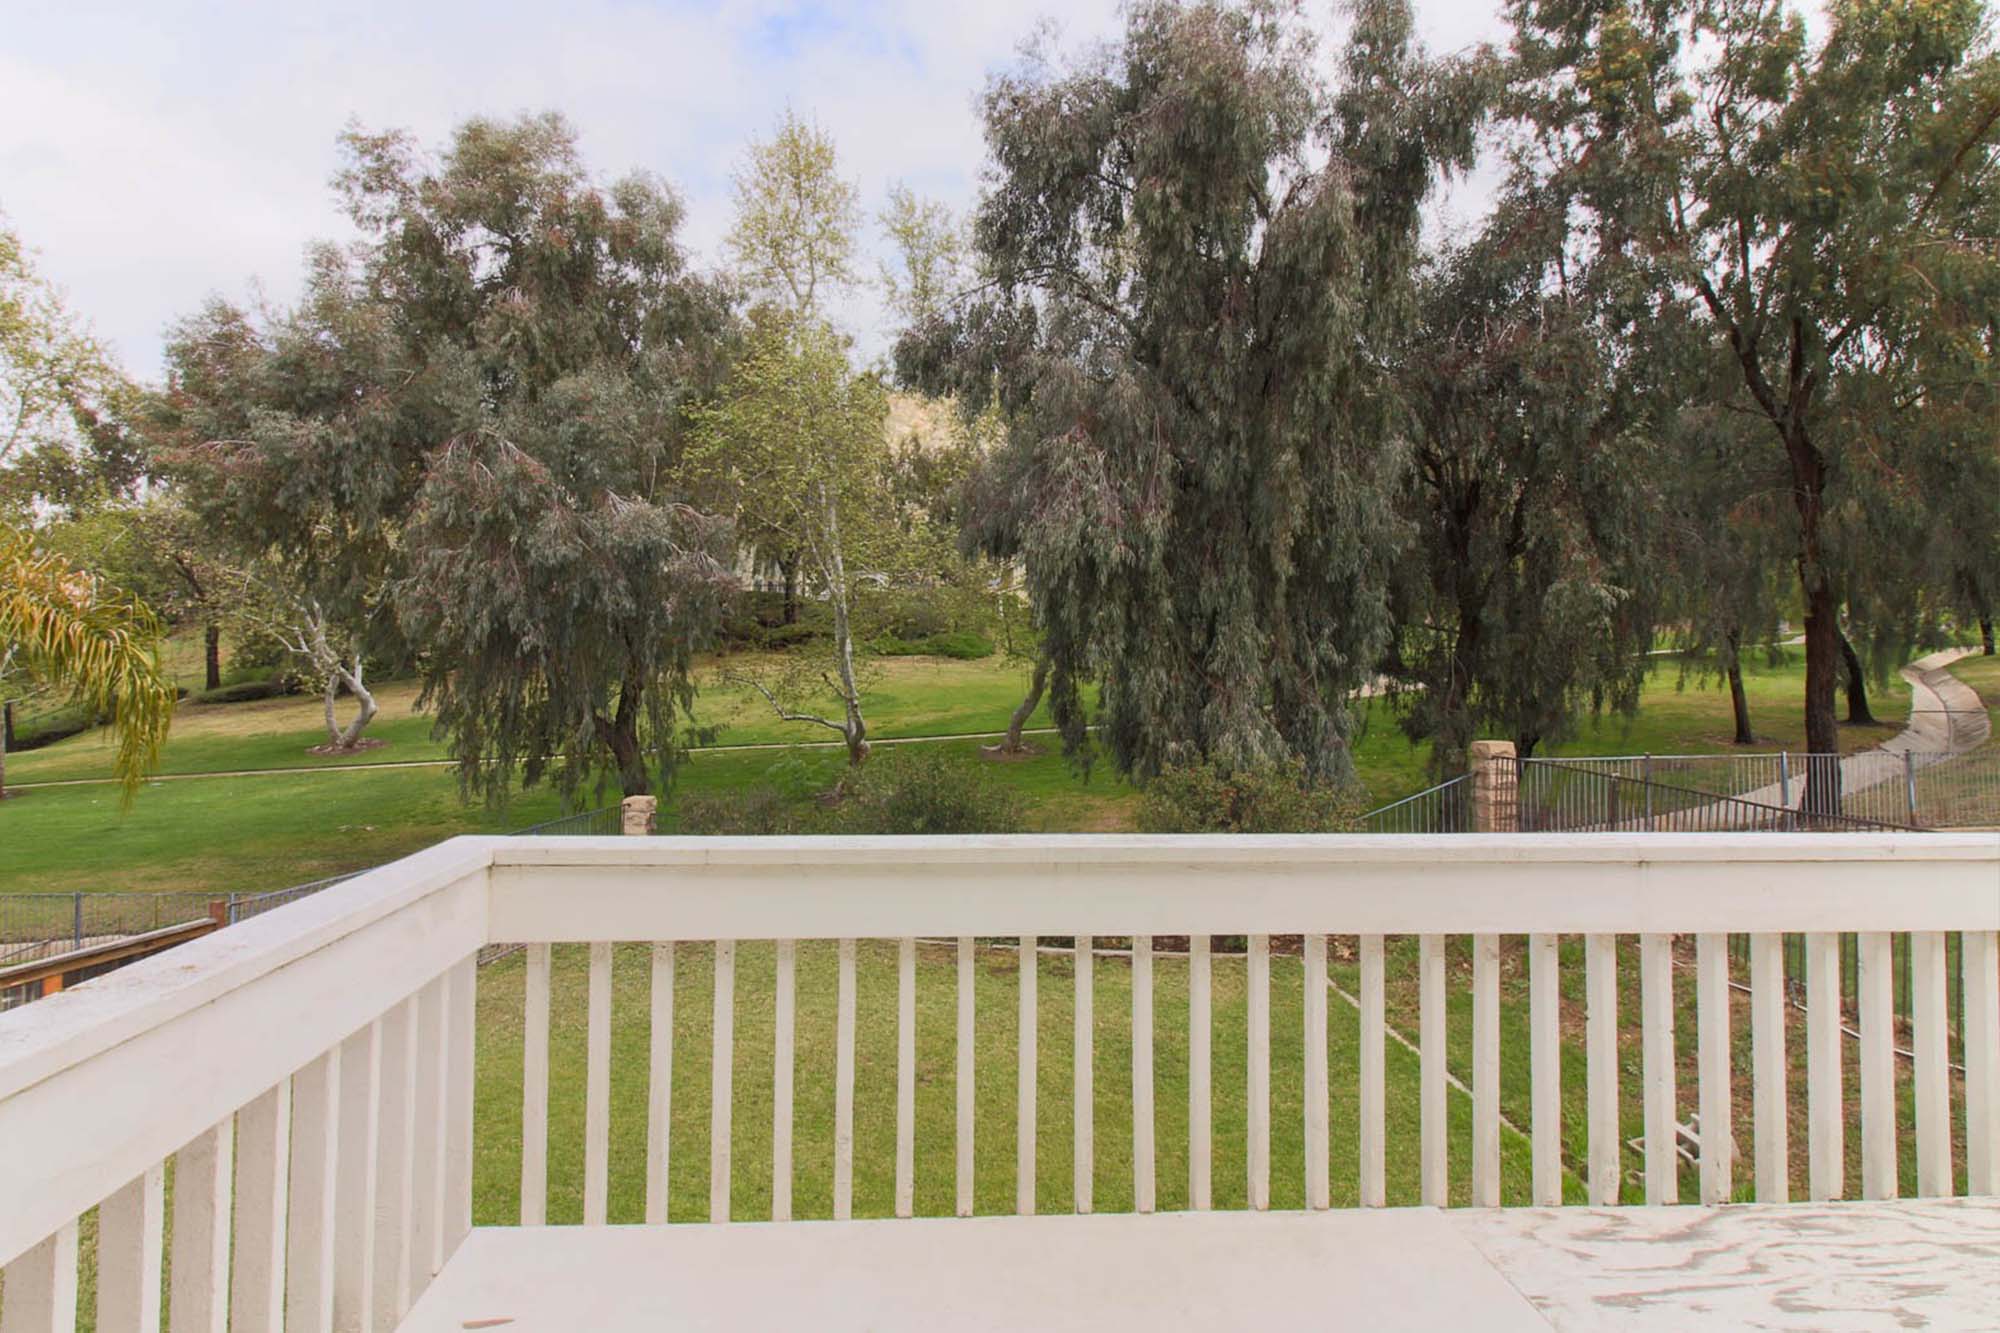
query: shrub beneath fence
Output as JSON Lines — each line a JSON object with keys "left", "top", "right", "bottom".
{"left": 676, "top": 747, "right": 1029, "bottom": 835}
{"left": 1137, "top": 757, "right": 1363, "bottom": 833}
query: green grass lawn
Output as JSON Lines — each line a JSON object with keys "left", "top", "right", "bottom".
{"left": 471, "top": 939, "right": 1555, "bottom": 1224}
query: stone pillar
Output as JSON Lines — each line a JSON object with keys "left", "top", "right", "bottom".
{"left": 621, "top": 795, "right": 657, "bottom": 837}
{"left": 1469, "top": 740, "right": 1518, "bottom": 833}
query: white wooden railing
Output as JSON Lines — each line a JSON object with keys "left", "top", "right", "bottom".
{"left": 1, "top": 834, "right": 1996, "bottom": 1331}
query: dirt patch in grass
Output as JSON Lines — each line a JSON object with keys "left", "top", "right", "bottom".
{"left": 306, "top": 737, "right": 390, "bottom": 757}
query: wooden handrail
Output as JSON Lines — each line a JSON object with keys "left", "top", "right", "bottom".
{"left": 0, "top": 917, "right": 221, "bottom": 995}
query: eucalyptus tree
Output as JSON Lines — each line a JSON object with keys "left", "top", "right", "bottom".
{"left": 900, "top": 0, "right": 1491, "bottom": 782}
{"left": 1504, "top": 0, "right": 2000, "bottom": 812}
{"left": 1390, "top": 202, "right": 1661, "bottom": 772}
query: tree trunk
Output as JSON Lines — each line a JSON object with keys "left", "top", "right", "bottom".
{"left": 322, "top": 671, "right": 341, "bottom": 748}
{"left": 0, "top": 707, "right": 8, "bottom": 802}
{"left": 1798, "top": 578, "right": 1842, "bottom": 817}
{"left": 1515, "top": 732, "right": 1540, "bottom": 759}
{"left": 825, "top": 492, "right": 868, "bottom": 767}
{"left": 204, "top": 622, "right": 222, "bottom": 692}
{"left": 1982, "top": 616, "right": 1995, "bottom": 655}
{"left": 1725, "top": 628, "right": 1754, "bottom": 745}
{"left": 1002, "top": 658, "right": 1049, "bottom": 752}
{"left": 1837, "top": 632, "right": 1877, "bottom": 726}
{"left": 2, "top": 699, "right": 11, "bottom": 752}
{"left": 331, "top": 659, "right": 378, "bottom": 748}
{"left": 781, "top": 554, "right": 800, "bottom": 627}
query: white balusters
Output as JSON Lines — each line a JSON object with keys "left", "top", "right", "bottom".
{"left": 1248, "top": 933, "right": 1271, "bottom": 1211}
{"left": 1419, "top": 934, "right": 1447, "bottom": 1206}
{"left": 956, "top": 936, "right": 976, "bottom": 1217}
{"left": 1359, "top": 933, "right": 1386, "bottom": 1208}
{"left": 647, "top": 941, "right": 676, "bottom": 1225}
{"left": 1189, "top": 933, "right": 1212, "bottom": 1211}
{"left": 710, "top": 939, "right": 735, "bottom": 1224}
{"left": 1528, "top": 933, "right": 1562, "bottom": 1206}
{"left": 1133, "top": 933, "right": 1156, "bottom": 1213}
{"left": 232, "top": 1079, "right": 293, "bottom": 1333}
{"left": 1018, "top": 934, "right": 1038, "bottom": 1216}
{"left": 0, "top": 1221, "right": 78, "bottom": 1333}
{"left": 1074, "top": 934, "right": 1094, "bottom": 1214}
{"left": 1806, "top": 931, "right": 1844, "bottom": 1200}
{"left": 771, "top": 939, "right": 793, "bottom": 1223}
{"left": 334, "top": 1022, "right": 380, "bottom": 1329}
{"left": 1696, "top": 934, "right": 1732, "bottom": 1205}
{"left": 1304, "top": 932, "right": 1330, "bottom": 1211}
{"left": 1968, "top": 930, "right": 2000, "bottom": 1196}
{"left": 97, "top": 1166, "right": 166, "bottom": 1332}
{"left": 1472, "top": 933, "right": 1501, "bottom": 1208}
{"left": 1859, "top": 932, "right": 1896, "bottom": 1199}
{"left": 898, "top": 936, "right": 918, "bottom": 1219}
{"left": 1640, "top": 933, "right": 1678, "bottom": 1205}
{"left": 521, "top": 943, "right": 552, "bottom": 1225}
{"left": 288, "top": 1048, "right": 342, "bottom": 1333}
{"left": 1586, "top": 933, "right": 1620, "bottom": 1205}
{"left": 1750, "top": 934, "right": 1789, "bottom": 1203}
{"left": 171, "top": 1117, "right": 235, "bottom": 1333}
{"left": 834, "top": 937, "right": 857, "bottom": 1221}
{"left": 445, "top": 957, "right": 477, "bottom": 1254}
{"left": 584, "top": 942, "right": 612, "bottom": 1226}
{"left": 1910, "top": 931, "right": 1949, "bottom": 1197}
{"left": 373, "top": 995, "right": 418, "bottom": 1327}
{"left": 410, "top": 975, "right": 447, "bottom": 1285}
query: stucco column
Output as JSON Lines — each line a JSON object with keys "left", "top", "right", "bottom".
{"left": 621, "top": 795, "right": 658, "bottom": 837}
{"left": 1469, "top": 740, "right": 1518, "bottom": 833}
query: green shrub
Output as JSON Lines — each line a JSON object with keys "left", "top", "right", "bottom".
{"left": 676, "top": 786, "right": 805, "bottom": 835}
{"left": 833, "top": 747, "right": 1028, "bottom": 834}
{"left": 192, "top": 678, "right": 295, "bottom": 705}
{"left": 869, "top": 630, "right": 995, "bottom": 660}
{"left": 8, "top": 703, "right": 95, "bottom": 751}
{"left": 1135, "top": 757, "right": 1363, "bottom": 833}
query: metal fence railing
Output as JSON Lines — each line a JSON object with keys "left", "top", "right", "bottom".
{"left": 1359, "top": 774, "right": 1472, "bottom": 834}
{"left": 510, "top": 806, "right": 623, "bottom": 837}
{"left": 1513, "top": 758, "right": 1918, "bottom": 833}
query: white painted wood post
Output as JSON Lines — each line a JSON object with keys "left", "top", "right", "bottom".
{"left": 409, "top": 974, "right": 447, "bottom": 1287}
{"left": 1189, "top": 933, "right": 1212, "bottom": 1211}
{"left": 585, "top": 941, "right": 613, "bottom": 1226}
{"left": 521, "top": 943, "right": 552, "bottom": 1226}
{"left": 1750, "top": 933, "right": 1789, "bottom": 1203}
{"left": 1640, "top": 933, "right": 1679, "bottom": 1206}
{"left": 444, "top": 957, "right": 477, "bottom": 1255}
{"left": 1304, "top": 932, "right": 1330, "bottom": 1211}
{"left": 1586, "top": 933, "right": 1620, "bottom": 1206}
{"left": 373, "top": 996, "right": 418, "bottom": 1328}
{"left": 646, "top": 942, "right": 677, "bottom": 1225}
{"left": 1472, "top": 933, "right": 1501, "bottom": 1208}
{"left": 1910, "top": 931, "right": 1950, "bottom": 1197}
{"left": 834, "top": 938, "right": 857, "bottom": 1221}
{"left": 1806, "top": 931, "right": 1844, "bottom": 1200}
{"left": 1248, "top": 933, "right": 1271, "bottom": 1211}
{"left": 710, "top": 939, "right": 736, "bottom": 1224}
{"left": 956, "top": 936, "right": 975, "bottom": 1218}
{"left": 1133, "top": 933, "right": 1156, "bottom": 1214}
{"left": 287, "top": 1048, "right": 342, "bottom": 1333}
{"left": 0, "top": 1221, "right": 78, "bottom": 1333}
{"left": 771, "top": 939, "right": 793, "bottom": 1224}
{"left": 1419, "top": 934, "right": 1447, "bottom": 1206}
{"left": 232, "top": 1079, "right": 293, "bottom": 1333}
{"left": 334, "top": 1022, "right": 380, "bottom": 1331}
{"left": 1967, "top": 930, "right": 2000, "bottom": 1196}
{"left": 1359, "top": 933, "right": 1387, "bottom": 1208}
{"left": 96, "top": 1165, "right": 166, "bottom": 1332}
{"left": 1074, "top": 934, "right": 1094, "bottom": 1215}
{"left": 1018, "top": 933, "right": 1038, "bottom": 1216}
{"left": 1528, "top": 933, "right": 1561, "bottom": 1206}
{"left": 897, "top": 936, "right": 918, "bottom": 1219}
{"left": 171, "top": 1116, "right": 235, "bottom": 1333}
{"left": 1696, "top": 933, "right": 1733, "bottom": 1205}
{"left": 1859, "top": 931, "right": 1897, "bottom": 1200}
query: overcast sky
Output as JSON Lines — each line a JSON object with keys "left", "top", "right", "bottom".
{"left": 1, "top": 0, "right": 1512, "bottom": 381}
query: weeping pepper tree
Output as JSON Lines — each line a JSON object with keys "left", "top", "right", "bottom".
{"left": 899, "top": 0, "right": 1491, "bottom": 783}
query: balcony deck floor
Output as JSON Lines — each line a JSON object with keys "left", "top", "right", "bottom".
{"left": 401, "top": 1198, "right": 2000, "bottom": 1331}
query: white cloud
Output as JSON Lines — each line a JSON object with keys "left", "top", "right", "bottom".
{"left": 0, "top": 0, "right": 1510, "bottom": 380}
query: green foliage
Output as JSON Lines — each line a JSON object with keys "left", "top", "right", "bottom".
{"left": 1135, "top": 757, "right": 1363, "bottom": 834}
{"left": 870, "top": 631, "right": 994, "bottom": 660}
{"left": 829, "top": 747, "right": 1029, "bottom": 834}
{"left": 728, "top": 111, "right": 860, "bottom": 318}
{"left": 192, "top": 678, "right": 296, "bottom": 706}
{"left": 901, "top": 0, "right": 1494, "bottom": 783}
{"left": 10, "top": 702, "right": 95, "bottom": 751}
